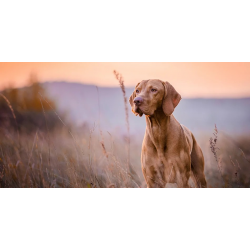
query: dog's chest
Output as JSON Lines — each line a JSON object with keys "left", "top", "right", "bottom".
{"left": 142, "top": 147, "right": 177, "bottom": 184}
{"left": 149, "top": 125, "right": 168, "bottom": 154}
{"left": 143, "top": 129, "right": 189, "bottom": 184}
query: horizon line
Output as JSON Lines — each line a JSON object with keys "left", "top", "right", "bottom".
{"left": 1, "top": 80, "right": 250, "bottom": 99}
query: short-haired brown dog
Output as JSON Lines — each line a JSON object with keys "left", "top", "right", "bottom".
{"left": 129, "top": 79, "right": 207, "bottom": 188}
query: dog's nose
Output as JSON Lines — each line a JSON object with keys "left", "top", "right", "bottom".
{"left": 134, "top": 96, "right": 143, "bottom": 106}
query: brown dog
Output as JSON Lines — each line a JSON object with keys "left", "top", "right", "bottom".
{"left": 129, "top": 79, "right": 207, "bottom": 188}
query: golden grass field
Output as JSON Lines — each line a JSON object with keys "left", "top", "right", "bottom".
{"left": 1, "top": 125, "right": 250, "bottom": 188}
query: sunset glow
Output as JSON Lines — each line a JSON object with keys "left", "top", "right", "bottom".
{"left": 1, "top": 62, "right": 250, "bottom": 98}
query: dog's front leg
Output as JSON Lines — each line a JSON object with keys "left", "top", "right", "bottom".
{"left": 142, "top": 166, "right": 165, "bottom": 188}
{"left": 175, "top": 167, "right": 191, "bottom": 188}
{"left": 141, "top": 141, "right": 166, "bottom": 188}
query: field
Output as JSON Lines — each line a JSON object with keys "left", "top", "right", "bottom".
{"left": 1, "top": 120, "right": 250, "bottom": 188}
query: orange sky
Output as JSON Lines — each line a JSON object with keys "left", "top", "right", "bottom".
{"left": 0, "top": 62, "right": 250, "bottom": 97}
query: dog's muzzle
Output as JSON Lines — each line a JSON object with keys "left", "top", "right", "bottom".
{"left": 133, "top": 96, "right": 143, "bottom": 106}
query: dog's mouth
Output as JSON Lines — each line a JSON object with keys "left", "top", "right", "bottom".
{"left": 135, "top": 105, "right": 156, "bottom": 117}
{"left": 135, "top": 107, "right": 144, "bottom": 117}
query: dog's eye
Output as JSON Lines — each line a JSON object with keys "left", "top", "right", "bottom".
{"left": 151, "top": 89, "right": 157, "bottom": 92}
{"left": 136, "top": 89, "right": 140, "bottom": 93}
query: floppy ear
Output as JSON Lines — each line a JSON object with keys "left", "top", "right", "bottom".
{"left": 129, "top": 82, "right": 140, "bottom": 116}
{"left": 162, "top": 81, "right": 181, "bottom": 116}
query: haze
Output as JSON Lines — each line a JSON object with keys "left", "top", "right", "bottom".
{"left": 1, "top": 62, "right": 250, "bottom": 98}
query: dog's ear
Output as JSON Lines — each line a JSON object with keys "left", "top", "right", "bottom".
{"left": 162, "top": 81, "right": 181, "bottom": 116}
{"left": 129, "top": 82, "right": 140, "bottom": 116}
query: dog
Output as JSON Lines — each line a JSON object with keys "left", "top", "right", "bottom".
{"left": 129, "top": 79, "right": 207, "bottom": 188}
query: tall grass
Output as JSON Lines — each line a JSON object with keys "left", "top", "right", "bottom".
{"left": 113, "top": 70, "right": 131, "bottom": 186}
{"left": 0, "top": 84, "right": 142, "bottom": 187}
{"left": 209, "top": 124, "right": 225, "bottom": 186}
{"left": 208, "top": 125, "right": 250, "bottom": 188}
{"left": 0, "top": 126, "right": 144, "bottom": 188}
{"left": 0, "top": 93, "right": 20, "bottom": 145}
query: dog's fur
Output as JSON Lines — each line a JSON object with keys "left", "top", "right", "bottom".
{"left": 129, "top": 79, "right": 207, "bottom": 188}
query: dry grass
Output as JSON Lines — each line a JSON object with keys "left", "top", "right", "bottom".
{"left": 113, "top": 70, "right": 131, "bottom": 185}
{"left": 1, "top": 115, "right": 250, "bottom": 188}
{"left": 209, "top": 124, "right": 225, "bottom": 186}
{"left": 207, "top": 127, "right": 250, "bottom": 188}
{"left": 0, "top": 87, "right": 143, "bottom": 188}
{"left": 0, "top": 127, "right": 143, "bottom": 188}
{"left": 0, "top": 93, "right": 20, "bottom": 145}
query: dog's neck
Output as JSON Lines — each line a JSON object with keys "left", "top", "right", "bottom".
{"left": 146, "top": 107, "right": 170, "bottom": 130}
{"left": 145, "top": 107, "right": 172, "bottom": 154}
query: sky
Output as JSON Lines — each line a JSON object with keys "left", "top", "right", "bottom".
{"left": 0, "top": 62, "right": 250, "bottom": 98}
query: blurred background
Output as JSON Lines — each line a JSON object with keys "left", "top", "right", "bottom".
{"left": 0, "top": 62, "right": 250, "bottom": 188}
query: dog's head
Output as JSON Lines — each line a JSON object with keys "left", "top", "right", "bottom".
{"left": 129, "top": 79, "right": 181, "bottom": 117}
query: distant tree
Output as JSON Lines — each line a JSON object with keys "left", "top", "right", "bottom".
{"left": 20, "top": 74, "right": 55, "bottom": 112}
{"left": 0, "top": 74, "right": 60, "bottom": 132}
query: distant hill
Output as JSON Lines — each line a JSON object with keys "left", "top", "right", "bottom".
{"left": 43, "top": 81, "right": 250, "bottom": 136}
